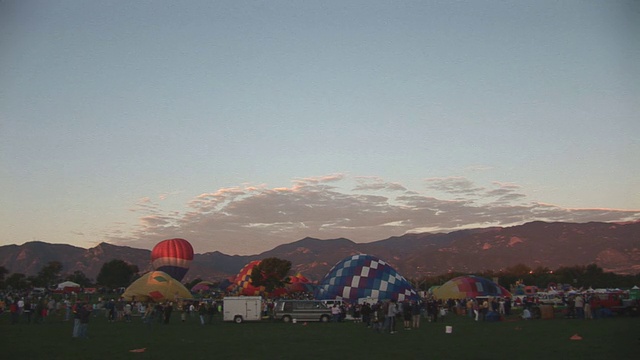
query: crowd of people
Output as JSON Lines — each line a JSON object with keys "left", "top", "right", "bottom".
{"left": 2, "top": 286, "right": 616, "bottom": 341}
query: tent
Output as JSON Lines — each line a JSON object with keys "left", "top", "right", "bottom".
{"left": 57, "top": 281, "right": 80, "bottom": 289}
{"left": 122, "top": 271, "right": 191, "bottom": 302}
{"left": 314, "top": 254, "right": 419, "bottom": 302}
{"left": 432, "top": 275, "right": 511, "bottom": 300}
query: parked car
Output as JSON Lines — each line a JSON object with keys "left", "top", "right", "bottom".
{"left": 536, "top": 292, "right": 564, "bottom": 306}
{"left": 273, "top": 300, "right": 331, "bottom": 323}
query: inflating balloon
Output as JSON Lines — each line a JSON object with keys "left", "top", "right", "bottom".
{"left": 122, "top": 271, "right": 191, "bottom": 302}
{"left": 151, "top": 238, "right": 194, "bottom": 281}
{"left": 230, "top": 260, "right": 264, "bottom": 296}
{"left": 314, "top": 254, "right": 418, "bottom": 302}
{"left": 432, "top": 275, "right": 511, "bottom": 300}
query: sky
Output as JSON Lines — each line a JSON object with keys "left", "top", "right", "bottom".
{"left": 1, "top": 0, "right": 639, "bottom": 256}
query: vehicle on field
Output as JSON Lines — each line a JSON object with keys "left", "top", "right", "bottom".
{"left": 589, "top": 291, "right": 638, "bottom": 316}
{"left": 223, "top": 296, "right": 262, "bottom": 323}
{"left": 273, "top": 299, "right": 331, "bottom": 323}
{"left": 536, "top": 292, "right": 564, "bottom": 306}
{"left": 30, "top": 287, "right": 47, "bottom": 296}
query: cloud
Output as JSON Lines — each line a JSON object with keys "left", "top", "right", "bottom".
{"left": 425, "top": 176, "right": 485, "bottom": 196}
{"left": 105, "top": 174, "right": 640, "bottom": 255}
{"left": 353, "top": 176, "right": 408, "bottom": 192}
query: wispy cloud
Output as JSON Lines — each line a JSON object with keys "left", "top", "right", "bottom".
{"left": 105, "top": 174, "right": 640, "bottom": 255}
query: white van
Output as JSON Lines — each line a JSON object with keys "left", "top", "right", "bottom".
{"left": 31, "top": 287, "right": 46, "bottom": 296}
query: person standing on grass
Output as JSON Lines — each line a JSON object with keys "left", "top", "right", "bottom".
{"left": 10, "top": 301, "right": 19, "bottom": 324}
{"left": 385, "top": 299, "right": 398, "bottom": 334}
{"left": 72, "top": 301, "right": 81, "bottom": 337}
{"left": 142, "top": 303, "right": 151, "bottom": 323}
{"left": 199, "top": 302, "right": 207, "bottom": 325}
{"left": 78, "top": 303, "right": 91, "bottom": 339}
{"left": 411, "top": 301, "right": 421, "bottom": 329}
{"left": 584, "top": 295, "right": 593, "bottom": 319}
{"left": 163, "top": 302, "right": 173, "bottom": 324}
{"left": 402, "top": 301, "right": 412, "bottom": 330}
{"left": 361, "top": 302, "right": 372, "bottom": 327}
{"left": 373, "top": 303, "right": 385, "bottom": 332}
{"left": 23, "top": 300, "right": 32, "bottom": 323}
{"left": 473, "top": 299, "right": 480, "bottom": 321}
{"left": 498, "top": 298, "right": 506, "bottom": 315}
{"left": 575, "top": 294, "right": 584, "bottom": 319}
{"left": 207, "top": 301, "right": 217, "bottom": 324}
{"left": 331, "top": 304, "right": 341, "bottom": 322}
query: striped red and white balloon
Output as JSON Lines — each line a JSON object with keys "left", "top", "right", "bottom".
{"left": 150, "top": 238, "right": 194, "bottom": 281}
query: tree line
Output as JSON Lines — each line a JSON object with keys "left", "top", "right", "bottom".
{"left": 410, "top": 263, "right": 640, "bottom": 292}
{"left": 0, "top": 257, "right": 294, "bottom": 292}
{"left": 1, "top": 259, "right": 638, "bottom": 293}
{"left": 0, "top": 259, "right": 139, "bottom": 291}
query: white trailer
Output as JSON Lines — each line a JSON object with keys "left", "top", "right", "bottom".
{"left": 223, "top": 296, "right": 262, "bottom": 323}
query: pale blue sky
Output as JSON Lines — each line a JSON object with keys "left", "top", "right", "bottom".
{"left": 1, "top": 0, "right": 639, "bottom": 255}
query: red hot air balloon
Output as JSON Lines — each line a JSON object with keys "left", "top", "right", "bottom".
{"left": 151, "top": 238, "right": 194, "bottom": 281}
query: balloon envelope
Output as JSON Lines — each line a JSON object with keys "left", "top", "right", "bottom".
{"left": 190, "top": 281, "right": 214, "bottom": 293}
{"left": 151, "top": 238, "right": 194, "bottom": 281}
{"left": 432, "top": 275, "right": 511, "bottom": 300}
{"left": 314, "top": 254, "right": 419, "bottom": 302}
{"left": 123, "top": 271, "right": 191, "bottom": 302}
{"left": 230, "top": 260, "right": 264, "bottom": 296}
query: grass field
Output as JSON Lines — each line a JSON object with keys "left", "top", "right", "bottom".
{"left": 1, "top": 310, "right": 638, "bottom": 360}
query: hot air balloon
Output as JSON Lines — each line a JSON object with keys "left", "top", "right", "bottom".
{"left": 122, "top": 271, "right": 191, "bottom": 302}
{"left": 230, "top": 260, "right": 265, "bottom": 296}
{"left": 432, "top": 275, "right": 511, "bottom": 300}
{"left": 151, "top": 238, "right": 194, "bottom": 281}
{"left": 314, "top": 254, "right": 419, "bottom": 302}
{"left": 228, "top": 260, "right": 292, "bottom": 297}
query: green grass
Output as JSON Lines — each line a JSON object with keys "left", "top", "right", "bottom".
{"left": 1, "top": 311, "right": 638, "bottom": 360}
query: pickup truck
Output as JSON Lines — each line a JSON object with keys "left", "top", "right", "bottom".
{"left": 589, "top": 292, "right": 639, "bottom": 316}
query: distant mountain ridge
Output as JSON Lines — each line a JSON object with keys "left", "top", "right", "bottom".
{"left": 0, "top": 221, "right": 638, "bottom": 282}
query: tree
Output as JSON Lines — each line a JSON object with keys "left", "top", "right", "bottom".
{"left": 0, "top": 266, "right": 8, "bottom": 289}
{"left": 96, "top": 260, "right": 139, "bottom": 288}
{"left": 65, "top": 270, "right": 93, "bottom": 287}
{"left": 250, "top": 257, "right": 292, "bottom": 292}
{"left": 5, "top": 273, "right": 28, "bottom": 290}
{"left": 36, "top": 261, "right": 63, "bottom": 287}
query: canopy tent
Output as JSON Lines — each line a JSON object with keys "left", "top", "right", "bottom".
{"left": 57, "top": 281, "right": 80, "bottom": 289}
{"left": 432, "top": 275, "right": 511, "bottom": 300}
{"left": 122, "top": 271, "right": 191, "bottom": 302}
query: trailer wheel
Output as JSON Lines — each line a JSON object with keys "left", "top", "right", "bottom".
{"left": 282, "top": 315, "right": 292, "bottom": 323}
{"left": 234, "top": 316, "right": 243, "bottom": 324}
{"left": 320, "top": 315, "right": 329, "bottom": 323}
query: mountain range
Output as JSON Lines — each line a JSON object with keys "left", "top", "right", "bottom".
{"left": 1, "top": 221, "right": 638, "bottom": 283}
